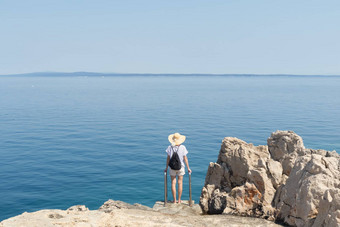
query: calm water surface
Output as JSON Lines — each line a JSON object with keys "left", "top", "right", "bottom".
{"left": 1, "top": 75, "right": 340, "bottom": 220}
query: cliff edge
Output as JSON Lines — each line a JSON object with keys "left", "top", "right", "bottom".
{"left": 0, "top": 200, "right": 282, "bottom": 227}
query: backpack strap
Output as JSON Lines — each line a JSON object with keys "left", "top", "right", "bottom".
{"left": 170, "top": 145, "right": 181, "bottom": 154}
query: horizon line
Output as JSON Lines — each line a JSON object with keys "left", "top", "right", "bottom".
{"left": 1, "top": 71, "right": 340, "bottom": 77}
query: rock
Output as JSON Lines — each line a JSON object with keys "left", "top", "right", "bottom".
{"left": 98, "top": 199, "right": 152, "bottom": 212}
{"left": 0, "top": 209, "right": 110, "bottom": 227}
{"left": 312, "top": 189, "right": 340, "bottom": 227}
{"left": 267, "top": 159, "right": 284, "bottom": 188}
{"left": 267, "top": 130, "right": 305, "bottom": 158}
{"left": 200, "top": 130, "right": 340, "bottom": 227}
{"left": 152, "top": 200, "right": 201, "bottom": 215}
{"left": 275, "top": 154, "right": 340, "bottom": 226}
{"left": 208, "top": 188, "right": 228, "bottom": 214}
{"left": 225, "top": 182, "right": 263, "bottom": 216}
{"left": 48, "top": 213, "right": 64, "bottom": 219}
{"left": 217, "top": 137, "right": 270, "bottom": 187}
{"left": 200, "top": 137, "right": 278, "bottom": 219}
{"left": 267, "top": 130, "right": 305, "bottom": 175}
{"left": 0, "top": 200, "right": 283, "bottom": 227}
{"left": 67, "top": 205, "right": 89, "bottom": 212}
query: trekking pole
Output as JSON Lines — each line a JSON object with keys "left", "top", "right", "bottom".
{"left": 164, "top": 171, "right": 167, "bottom": 206}
{"left": 189, "top": 172, "right": 192, "bottom": 207}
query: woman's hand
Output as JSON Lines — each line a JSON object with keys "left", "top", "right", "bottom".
{"left": 188, "top": 168, "right": 192, "bottom": 173}
{"left": 164, "top": 168, "right": 168, "bottom": 173}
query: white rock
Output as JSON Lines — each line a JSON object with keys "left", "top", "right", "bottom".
{"left": 276, "top": 154, "right": 340, "bottom": 226}
{"left": 267, "top": 130, "right": 305, "bottom": 175}
{"left": 313, "top": 189, "right": 340, "bottom": 227}
{"left": 200, "top": 130, "right": 340, "bottom": 227}
{"left": 0, "top": 200, "right": 283, "bottom": 227}
{"left": 200, "top": 137, "right": 278, "bottom": 219}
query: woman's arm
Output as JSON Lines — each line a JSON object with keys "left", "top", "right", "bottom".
{"left": 184, "top": 156, "right": 192, "bottom": 173}
{"left": 164, "top": 155, "right": 170, "bottom": 172}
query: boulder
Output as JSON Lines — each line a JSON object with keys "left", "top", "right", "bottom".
{"left": 200, "top": 130, "right": 340, "bottom": 227}
{"left": 267, "top": 130, "right": 305, "bottom": 175}
{"left": 275, "top": 154, "right": 340, "bottom": 226}
{"left": 200, "top": 137, "right": 279, "bottom": 219}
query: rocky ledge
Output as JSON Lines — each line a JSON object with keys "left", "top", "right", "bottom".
{"left": 0, "top": 200, "right": 282, "bottom": 227}
{"left": 200, "top": 130, "right": 340, "bottom": 227}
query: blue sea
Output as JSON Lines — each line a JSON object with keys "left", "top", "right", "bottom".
{"left": 1, "top": 74, "right": 340, "bottom": 221}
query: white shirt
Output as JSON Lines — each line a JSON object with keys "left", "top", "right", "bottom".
{"left": 166, "top": 145, "right": 188, "bottom": 168}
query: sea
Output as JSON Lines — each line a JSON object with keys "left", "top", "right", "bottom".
{"left": 1, "top": 74, "right": 339, "bottom": 221}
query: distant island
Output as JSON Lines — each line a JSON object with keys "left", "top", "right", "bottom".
{"left": 1, "top": 72, "right": 340, "bottom": 77}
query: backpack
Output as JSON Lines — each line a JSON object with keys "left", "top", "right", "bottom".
{"left": 169, "top": 145, "right": 182, "bottom": 170}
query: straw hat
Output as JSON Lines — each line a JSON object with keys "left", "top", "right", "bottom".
{"left": 168, "top": 133, "right": 186, "bottom": 146}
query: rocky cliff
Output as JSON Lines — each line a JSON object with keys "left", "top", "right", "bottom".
{"left": 199, "top": 130, "right": 340, "bottom": 227}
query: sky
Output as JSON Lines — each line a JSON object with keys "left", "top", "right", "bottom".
{"left": 1, "top": 0, "right": 340, "bottom": 75}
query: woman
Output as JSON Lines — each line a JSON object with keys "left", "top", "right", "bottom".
{"left": 164, "top": 132, "right": 192, "bottom": 204}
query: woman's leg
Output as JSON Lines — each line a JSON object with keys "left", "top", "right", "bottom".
{"left": 178, "top": 175, "right": 183, "bottom": 203}
{"left": 171, "top": 176, "right": 177, "bottom": 203}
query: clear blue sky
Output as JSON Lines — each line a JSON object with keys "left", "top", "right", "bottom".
{"left": 1, "top": 0, "right": 340, "bottom": 75}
